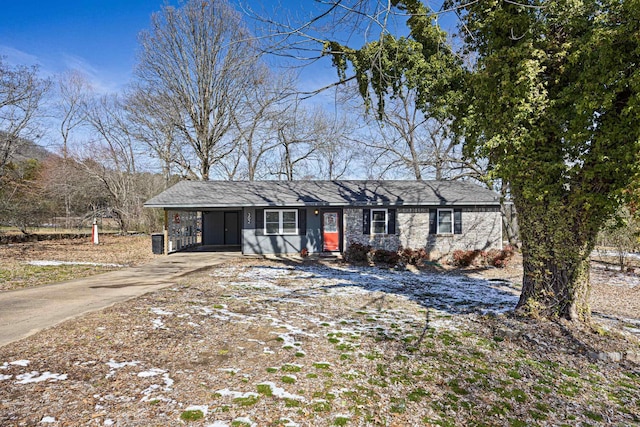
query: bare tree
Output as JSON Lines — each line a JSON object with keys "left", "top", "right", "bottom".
{"left": 56, "top": 71, "right": 91, "bottom": 159}
{"left": 134, "top": 0, "right": 260, "bottom": 180}
{"left": 55, "top": 70, "right": 92, "bottom": 227}
{"left": 83, "top": 94, "right": 141, "bottom": 232}
{"left": 344, "top": 84, "right": 470, "bottom": 181}
{"left": 270, "top": 102, "right": 322, "bottom": 180}
{"left": 0, "top": 58, "right": 50, "bottom": 173}
{"left": 229, "top": 66, "right": 297, "bottom": 180}
{"left": 313, "top": 113, "right": 357, "bottom": 180}
{"left": 126, "top": 86, "right": 183, "bottom": 185}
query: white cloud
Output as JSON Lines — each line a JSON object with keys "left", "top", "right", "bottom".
{"left": 0, "top": 45, "right": 41, "bottom": 67}
{"left": 61, "top": 53, "right": 123, "bottom": 94}
{"left": 62, "top": 53, "right": 100, "bottom": 77}
{"left": 0, "top": 45, "right": 126, "bottom": 94}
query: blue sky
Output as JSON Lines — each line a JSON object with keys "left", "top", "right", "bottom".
{"left": 0, "top": 0, "right": 336, "bottom": 93}
{"left": 0, "top": 0, "right": 177, "bottom": 92}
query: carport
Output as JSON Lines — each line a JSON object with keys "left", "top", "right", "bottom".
{"left": 149, "top": 208, "right": 242, "bottom": 254}
{"left": 145, "top": 182, "right": 247, "bottom": 254}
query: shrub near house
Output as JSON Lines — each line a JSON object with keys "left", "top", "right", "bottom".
{"left": 344, "top": 242, "right": 515, "bottom": 268}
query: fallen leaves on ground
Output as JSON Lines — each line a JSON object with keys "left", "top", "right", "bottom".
{"left": 0, "top": 258, "right": 638, "bottom": 426}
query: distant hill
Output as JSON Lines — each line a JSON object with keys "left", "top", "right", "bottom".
{"left": 1, "top": 132, "right": 52, "bottom": 163}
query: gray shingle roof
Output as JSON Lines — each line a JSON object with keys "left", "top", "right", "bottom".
{"left": 143, "top": 180, "right": 500, "bottom": 209}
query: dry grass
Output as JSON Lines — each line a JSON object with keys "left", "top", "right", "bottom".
{"left": 0, "top": 234, "right": 155, "bottom": 291}
{"left": 0, "top": 258, "right": 638, "bottom": 426}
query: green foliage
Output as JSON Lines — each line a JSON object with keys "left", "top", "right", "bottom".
{"left": 329, "top": 0, "right": 640, "bottom": 320}
{"left": 456, "top": 0, "right": 640, "bottom": 311}
{"left": 282, "top": 375, "right": 296, "bottom": 384}
{"left": 313, "top": 362, "right": 331, "bottom": 370}
{"left": 179, "top": 409, "right": 204, "bottom": 421}
{"left": 256, "top": 384, "right": 273, "bottom": 397}
{"left": 324, "top": 0, "right": 463, "bottom": 119}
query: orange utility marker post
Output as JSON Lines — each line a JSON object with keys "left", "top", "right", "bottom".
{"left": 91, "top": 218, "right": 99, "bottom": 245}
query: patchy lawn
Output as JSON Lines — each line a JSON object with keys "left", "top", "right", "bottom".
{"left": 0, "top": 258, "right": 638, "bottom": 426}
{"left": 0, "top": 235, "right": 156, "bottom": 291}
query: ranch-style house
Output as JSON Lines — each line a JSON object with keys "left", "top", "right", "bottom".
{"left": 143, "top": 180, "right": 503, "bottom": 256}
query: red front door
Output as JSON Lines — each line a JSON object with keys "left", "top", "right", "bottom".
{"left": 322, "top": 211, "right": 340, "bottom": 252}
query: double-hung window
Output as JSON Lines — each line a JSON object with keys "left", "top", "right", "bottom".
{"left": 265, "top": 209, "right": 298, "bottom": 235}
{"left": 437, "top": 209, "right": 454, "bottom": 234}
{"left": 371, "top": 209, "right": 388, "bottom": 235}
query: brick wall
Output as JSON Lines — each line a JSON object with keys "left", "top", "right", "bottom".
{"left": 344, "top": 206, "right": 502, "bottom": 257}
{"left": 343, "top": 208, "right": 401, "bottom": 251}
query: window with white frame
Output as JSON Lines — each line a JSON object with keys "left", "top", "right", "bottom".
{"left": 437, "top": 209, "right": 453, "bottom": 234}
{"left": 371, "top": 209, "right": 388, "bottom": 234}
{"left": 264, "top": 209, "right": 298, "bottom": 235}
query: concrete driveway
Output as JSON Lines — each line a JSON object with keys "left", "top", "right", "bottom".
{"left": 0, "top": 252, "right": 240, "bottom": 348}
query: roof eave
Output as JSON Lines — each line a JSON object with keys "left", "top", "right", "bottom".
{"left": 143, "top": 200, "right": 500, "bottom": 209}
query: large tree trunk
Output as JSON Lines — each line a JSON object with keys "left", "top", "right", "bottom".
{"left": 517, "top": 245, "right": 592, "bottom": 321}
{"left": 514, "top": 198, "right": 594, "bottom": 322}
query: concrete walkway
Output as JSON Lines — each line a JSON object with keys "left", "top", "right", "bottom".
{"left": 0, "top": 252, "right": 240, "bottom": 348}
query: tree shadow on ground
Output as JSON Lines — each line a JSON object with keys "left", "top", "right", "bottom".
{"left": 249, "top": 257, "right": 521, "bottom": 318}
{"left": 237, "top": 257, "right": 640, "bottom": 359}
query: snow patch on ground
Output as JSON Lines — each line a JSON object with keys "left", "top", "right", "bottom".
{"left": 150, "top": 307, "right": 173, "bottom": 316}
{"left": 105, "top": 360, "right": 140, "bottom": 378}
{"left": 152, "top": 318, "right": 165, "bottom": 329}
{"left": 138, "top": 368, "right": 166, "bottom": 378}
{"left": 242, "top": 263, "right": 521, "bottom": 317}
{"left": 257, "top": 381, "right": 306, "bottom": 401}
{"left": 15, "top": 371, "right": 67, "bottom": 384}
{"left": 1, "top": 360, "right": 68, "bottom": 385}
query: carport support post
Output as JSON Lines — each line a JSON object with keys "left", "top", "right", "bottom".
{"left": 163, "top": 209, "right": 169, "bottom": 255}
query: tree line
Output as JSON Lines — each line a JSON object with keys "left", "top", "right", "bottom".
{"left": 1, "top": 0, "right": 485, "bottom": 235}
